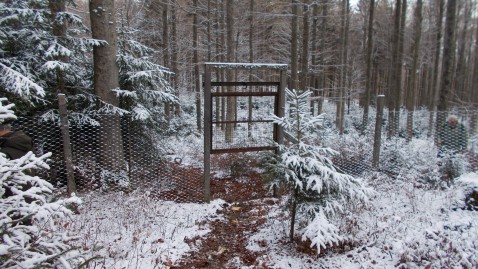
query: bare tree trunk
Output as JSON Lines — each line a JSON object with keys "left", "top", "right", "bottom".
{"left": 470, "top": 8, "right": 478, "bottom": 135}
{"left": 162, "top": 1, "right": 171, "bottom": 121}
{"left": 89, "top": 0, "right": 125, "bottom": 173}
{"left": 248, "top": 0, "right": 254, "bottom": 137}
{"left": 387, "top": 0, "right": 401, "bottom": 139}
{"left": 193, "top": 0, "right": 202, "bottom": 131}
{"left": 454, "top": 0, "right": 471, "bottom": 103}
{"left": 225, "top": 0, "right": 235, "bottom": 143}
{"left": 290, "top": 0, "right": 299, "bottom": 90}
{"left": 299, "top": 2, "right": 310, "bottom": 91}
{"left": 49, "top": 0, "right": 67, "bottom": 96}
{"left": 406, "top": 0, "right": 423, "bottom": 142}
{"left": 336, "top": 0, "right": 349, "bottom": 134}
{"left": 310, "top": 3, "right": 318, "bottom": 115}
{"left": 428, "top": 0, "right": 444, "bottom": 139}
{"left": 171, "top": 2, "right": 180, "bottom": 115}
{"left": 436, "top": 0, "right": 458, "bottom": 135}
{"left": 361, "top": 0, "right": 375, "bottom": 132}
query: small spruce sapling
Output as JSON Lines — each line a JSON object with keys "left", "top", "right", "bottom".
{"left": 0, "top": 98, "right": 91, "bottom": 268}
{"left": 267, "top": 89, "right": 372, "bottom": 253}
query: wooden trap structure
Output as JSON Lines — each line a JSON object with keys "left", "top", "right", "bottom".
{"left": 203, "top": 63, "right": 287, "bottom": 202}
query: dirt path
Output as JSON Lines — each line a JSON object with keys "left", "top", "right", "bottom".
{"left": 172, "top": 172, "right": 276, "bottom": 268}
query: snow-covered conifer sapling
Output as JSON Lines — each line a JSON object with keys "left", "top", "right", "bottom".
{"left": 266, "top": 89, "right": 372, "bottom": 253}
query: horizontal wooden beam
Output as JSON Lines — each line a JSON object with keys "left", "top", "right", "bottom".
{"left": 211, "top": 81, "right": 280, "bottom": 87}
{"left": 212, "top": 120, "right": 274, "bottom": 124}
{"left": 212, "top": 92, "right": 278, "bottom": 97}
{"left": 211, "top": 146, "right": 277, "bottom": 154}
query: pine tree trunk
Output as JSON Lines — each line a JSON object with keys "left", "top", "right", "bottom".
{"left": 193, "top": 0, "right": 202, "bottom": 131}
{"left": 406, "top": 0, "right": 423, "bottom": 142}
{"left": 89, "top": 0, "right": 126, "bottom": 174}
{"left": 162, "top": 1, "right": 171, "bottom": 121}
{"left": 361, "top": 0, "right": 375, "bottom": 132}
{"left": 171, "top": 2, "right": 180, "bottom": 115}
{"left": 49, "top": 0, "right": 67, "bottom": 96}
{"left": 428, "top": 0, "right": 444, "bottom": 139}
{"left": 387, "top": 0, "right": 401, "bottom": 139}
{"left": 299, "top": 2, "right": 310, "bottom": 91}
{"left": 225, "top": 0, "right": 235, "bottom": 143}
{"left": 290, "top": 0, "right": 299, "bottom": 91}
{"left": 436, "top": 0, "right": 458, "bottom": 135}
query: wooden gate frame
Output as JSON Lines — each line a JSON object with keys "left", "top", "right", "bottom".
{"left": 203, "top": 62, "right": 287, "bottom": 202}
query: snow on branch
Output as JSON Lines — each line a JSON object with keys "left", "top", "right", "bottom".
{"left": 0, "top": 98, "right": 17, "bottom": 123}
{"left": 0, "top": 63, "right": 45, "bottom": 99}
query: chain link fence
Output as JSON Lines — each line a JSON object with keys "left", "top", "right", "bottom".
{"left": 13, "top": 115, "right": 203, "bottom": 202}
{"left": 9, "top": 102, "right": 478, "bottom": 203}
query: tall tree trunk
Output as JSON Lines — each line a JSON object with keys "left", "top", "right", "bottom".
{"left": 162, "top": 1, "right": 171, "bottom": 120}
{"left": 319, "top": 0, "right": 328, "bottom": 109}
{"left": 436, "top": 0, "right": 458, "bottom": 136}
{"left": 193, "top": 0, "right": 202, "bottom": 131}
{"left": 49, "top": 0, "right": 67, "bottom": 96}
{"left": 171, "top": 2, "right": 180, "bottom": 115}
{"left": 454, "top": 0, "right": 471, "bottom": 103}
{"left": 299, "top": 2, "right": 310, "bottom": 91}
{"left": 427, "top": 0, "right": 444, "bottom": 139}
{"left": 248, "top": 0, "right": 254, "bottom": 137}
{"left": 469, "top": 8, "right": 478, "bottom": 135}
{"left": 406, "top": 0, "right": 423, "bottom": 142}
{"left": 387, "top": 0, "right": 401, "bottom": 139}
{"left": 290, "top": 0, "right": 299, "bottom": 90}
{"left": 361, "top": 0, "right": 375, "bottom": 132}
{"left": 336, "top": 0, "right": 349, "bottom": 134}
{"left": 225, "top": 0, "right": 235, "bottom": 142}
{"left": 310, "top": 3, "right": 318, "bottom": 115}
{"left": 89, "top": 0, "right": 126, "bottom": 174}
{"left": 393, "top": 0, "right": 406, "bottom": 135}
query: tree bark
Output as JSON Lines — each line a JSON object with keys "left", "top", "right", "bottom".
{"left": 89, "top": 0, "right": 126, "bottom": 173}
{"left": 290, "top": 0, "right": 299, "bottom": 90}
{"left": 436, "top": 0, "right": 458, "bottom": 140}
{"left": 299, "top": 2, "right": 310, "bottom": 91}
{"left": 361, "top": 0, "right": 375, "bottom": 132}
{"left": 49, "top": 0, "right": 67, "bottom": 96}
{"left": 225, "top": 0, "right": 235, "bottom": 142}
{"left": 193, "top": 0, "right": 202, "bottom": 131}
{"left": 427, "top": 0, "right": 444, "bottom": 139}
{"left": 406, "top": 0, "right": 423, "bottom": 142}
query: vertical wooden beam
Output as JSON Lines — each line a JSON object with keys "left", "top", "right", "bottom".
{"left": 204, "top": 64, "right": 212, "bottom": 202}
{"left": 277, "top": 69, "right": 287, "bottom": 145}
{"left": 58, "top": 94, "right": 76, "bottom": 195}
{"left": 373, "top": 95, "right": 385, "bottom": 168}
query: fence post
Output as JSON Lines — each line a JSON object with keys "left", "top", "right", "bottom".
{"left": 58, "top": 94, "right": 76, "bottom": 195}
{"left": 373, "top": 95, "right": 385, "bottom": 168}
{"left": 203, "top": 64, "right": 212, "bottom": 203}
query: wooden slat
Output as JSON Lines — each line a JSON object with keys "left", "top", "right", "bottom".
{"left": 211, "top": 146, "right": 277, "bottom": 154}
{"left": 212, "top": 92, "right": 278, "bottom": 97}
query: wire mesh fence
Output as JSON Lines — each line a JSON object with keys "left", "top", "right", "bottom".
{"left": 8, "top": 101, "right": 478, "bottom": 205}
{"left": 12, "top": 115, "right": 203, "bottom": 203}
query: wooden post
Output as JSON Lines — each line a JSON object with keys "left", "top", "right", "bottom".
{"left": 204, "top": 64, "right": 212, "bottom": 202}
{"left": 373, "top": 95, "right": 385, "bottom": 168}
{"left": 277, "top": 69, "right": 287, "bottom": 145}
{"left": 58, "top": 94, "right": 77, "bottom": 195}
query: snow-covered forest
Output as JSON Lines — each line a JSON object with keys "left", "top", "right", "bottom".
{"left": 1, "top": 0, "right": 478, "bottom": 268}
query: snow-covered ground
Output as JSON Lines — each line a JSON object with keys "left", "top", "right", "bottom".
{"left": 68, "top": 191, "right": 225, "bottom": 268}
{"left": 67, "top": 173, "right": 478, "bottom": 268}
{"left": 247, "top": 173, "right": 478, "bottom": 268}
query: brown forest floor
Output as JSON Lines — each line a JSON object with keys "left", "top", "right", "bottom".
{"left": 171, "top": 169, "right": 278, "bottom": 269}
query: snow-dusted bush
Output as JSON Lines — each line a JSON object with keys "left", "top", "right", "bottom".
{"left": 265, "top": 89, "right": 372, "bottom": 253}
{"left": 0, "top": 100, "right": 90, "bottom": 268}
